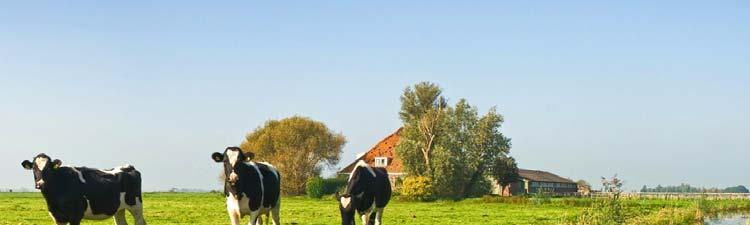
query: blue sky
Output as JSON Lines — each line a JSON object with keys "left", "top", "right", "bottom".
{"left": 1, "top": 1, "right": 748, "bottom": 191}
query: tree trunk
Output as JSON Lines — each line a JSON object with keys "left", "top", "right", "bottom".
{"left": 420, "top": 134, "right": 435, "bottom": 176}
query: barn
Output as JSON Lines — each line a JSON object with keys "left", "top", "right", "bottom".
{"left": 494, "top": 169, "right": 579, "bottom": 196}
{"left": 338, "top": 128, "right": 405, "bottom": 186}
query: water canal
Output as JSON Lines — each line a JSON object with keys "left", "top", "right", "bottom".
{"left": 705, "top": 213, "right": 750, "bottom": 225}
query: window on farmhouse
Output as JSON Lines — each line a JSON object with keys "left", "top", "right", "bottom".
{"left": 374, "top": 157, "right": 388, "bottom": 167}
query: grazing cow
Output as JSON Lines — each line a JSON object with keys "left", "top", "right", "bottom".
{"left": 20, "top": 153, "right": 146, "bottom": 225}
{"left": 211, "top": 147, "right": 281, "bottom": 225}
{"left": 336, "top": 160, "right": 392, "bottom": 225}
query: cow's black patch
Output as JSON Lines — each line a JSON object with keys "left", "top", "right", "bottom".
{"left": 255, "top": 163, "right": 281, "bottom": 208}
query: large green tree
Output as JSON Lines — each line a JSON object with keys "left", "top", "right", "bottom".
{"left": 397, "top": 82, "right": 448, "bottom": 176}
{"left": 240, "top": 116, "right": 346, "bottom": 195}
{"left": 396, "top": 82, "right": 513, "bottom": 198}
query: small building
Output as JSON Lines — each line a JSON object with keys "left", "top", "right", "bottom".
{"left": 495, "top": 169, "right": 578, "bottom": 196}
{"left": 338, "top": 128, "right": 405, "bottom": 185}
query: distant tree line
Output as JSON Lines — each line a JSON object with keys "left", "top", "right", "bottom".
{"left": 640, "top": 184, "right": 749, "bottom": 193}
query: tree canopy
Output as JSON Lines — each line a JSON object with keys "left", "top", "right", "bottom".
{"left": 240, "top": 116, "right": 346, "bottom": 195}
{"left": 492, "top": 156, "right": 520, "bottom": 194}
{"left": 396, "top": 81, "right": 513, "bottom": 198}
{"left": 577, "top": 180, "right": 592, "bottom": 193}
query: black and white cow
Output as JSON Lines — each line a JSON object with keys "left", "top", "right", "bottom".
{"left": 211, "top": 147, "right": 281, "bottom": 225}
{"left": 20, "top": 153, "right": 146, "bottom": 225}
{"left": 336, "top": 160, "right": 392, "bottom": 225}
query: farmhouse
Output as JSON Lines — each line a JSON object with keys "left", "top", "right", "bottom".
{"left": 338, "top": 128, "right": 405, "bottom": 185}
{"left": 339, "top": 128, "right": 578, "bottom": 196}
{"left": 495, "top": 169, "right": 578, "bottom": 196}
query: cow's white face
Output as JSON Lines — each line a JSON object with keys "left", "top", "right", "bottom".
{"left": 226, "top": 149, "right": 240, "bottom": 167}
{"left": 336, "top": 192, "right": 356, "bottom": 225}
{"left": 35, "top": 157, "right": 49, "bottom": 171}
{"left": 340, "top": 196, "right": 351, "bottom": 208}
{"left": 21, "top": 153, "right": 61, "bottom": 189}
{"left": 33, "top": 157, "right": 49, "bottom": 187}
{"left": 225, "top": 148, "right": 241, "bottom": 183}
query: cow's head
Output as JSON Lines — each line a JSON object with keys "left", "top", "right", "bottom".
{"left": 211, "top": 147, "right": 254, "bottom": 186}
{"left": 21, "top": 153, "right": 62, "bottom": 189}
{"left": 335, "top": 191, "right": 356, "bottom": 225}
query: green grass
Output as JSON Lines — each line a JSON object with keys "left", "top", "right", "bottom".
{"left": 1, "top": 193, "right": 748, "bottom": 225}
{"left": 0, "top": 192, "right": 582, "bottom": 225}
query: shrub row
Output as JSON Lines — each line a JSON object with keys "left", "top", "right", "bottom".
{"left": 305, "top": 176, "right": 348, "bottom": 199}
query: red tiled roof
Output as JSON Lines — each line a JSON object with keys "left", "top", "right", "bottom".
{"left": 339, "top": 128, "right": 403, "bottom": 174}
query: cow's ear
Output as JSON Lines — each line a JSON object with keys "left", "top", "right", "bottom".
{"left": 335, "top": 191, "right": 340, "bottom": 200}
{"left": 52, "top": 159, "right": 62, "bottom": 169}
{"left": 21, "top": 160, "right": 33, "bottom": 170}
{"left": 245, "top": 152, "right": 254, "bottom": 161}
{"left": 211, "top": 152, "right": 224, "bottom": 162}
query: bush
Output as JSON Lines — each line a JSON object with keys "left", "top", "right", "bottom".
{"left": 400, "top": 176, "right": 434, "bottom": 201}
{"left": 305, "top": 177, "right": 325, "bottom": 198}
{"left": 391, "top": 177, "right": 404, "bottom": 196}
{"left": 530, "top": 189, "right": 552, "bottom": 205}
{"left": 323, "top": 176, "right": 348, "bottom": 194}
{"left": 306, "top": 176, "right": 348, "bottom": 199}
{"left": 466, "top": 177, "right": 493, "bottom": 198}
{"left": 572, "top": 175, "right": 625, "bottom": 225}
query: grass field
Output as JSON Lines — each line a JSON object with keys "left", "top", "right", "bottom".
{"left": 2, "top": 192, "right": 582, "bottom": 225}
{"left": 2, "top": 192, "right": 749, "bottom": 225}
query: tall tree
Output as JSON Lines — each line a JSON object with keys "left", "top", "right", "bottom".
{"left": 397, "top": 82, "right": 448, "bottom": 176}
{"left": 240, "top": 116, "right": 346, "bottom": 195}
{"left": 397, "top": 82, "right": 512, "bottom": 198}
{"left": 450, "top": 101, "right": 512, "bottom": 197}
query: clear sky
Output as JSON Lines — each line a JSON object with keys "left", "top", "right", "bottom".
{"left": 1, "top": 1, "right": 748, "bottom": 191}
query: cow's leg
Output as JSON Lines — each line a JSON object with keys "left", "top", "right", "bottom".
{"left": 48, "top": 212, "right": 66, "bottom": 225}
{"left": 114, "top": 209, "right": 128, "bottom": 225}
{"left": 374, "top": 208, "right": 384, "bottom": 225}
{"left": 255, "top": 213, "right": 263, "bottom": 225}
{"left": 361, "top": 213, "right": 371, "bottom": 225}
{"left": 227, "top": 210, "right": 241, "bottom": 225}
{"left": 248, "top": 210, "right": 260, "bottom": 225}
{"left": 271, "top": 203, "right": 280, "bottom": 225}
{"left": 127, "top": 203, "right": 147, "bottom": 225}
{"left": 226, "top": 196, "right": 243, "bottom": 225}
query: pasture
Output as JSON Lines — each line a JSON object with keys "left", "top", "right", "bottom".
{"left": 2, "top": 192, "right": 579, "bottom": 225}
{"left": 3, "top": 192, "right": 750, "bottom": 224}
